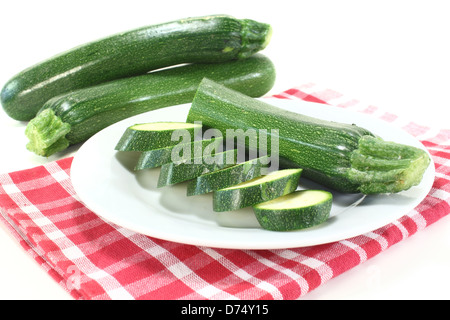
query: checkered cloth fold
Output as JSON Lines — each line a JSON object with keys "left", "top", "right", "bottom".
{"left": 1, "top": 84, "right": 449, "bottom": 300}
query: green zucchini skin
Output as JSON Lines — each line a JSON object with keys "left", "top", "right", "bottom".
{"left": 213, "top": 168, "right": 302, "bottom": 212}
{"left": 157, "top": 149, "right": 238, "bottom": 187}
{"left": 186, "top": 156, "right": 269, "bottom": 196}
{"left": 186, "top": 79, "right": 431, "bottom": 194}
{"left": 115, "top": 122, "right": 202, "bottom": 152}
{"left": 25, "top": 54, "right": 276, "bottom": 157}
{"left": 2, "top": 15, "right": 272, "bottom": 121}
{"left": 135, "top": 137, "right": 225, "bottom": 170}
{"left": 253, "top": 190, "right": 332, "bottom": 231}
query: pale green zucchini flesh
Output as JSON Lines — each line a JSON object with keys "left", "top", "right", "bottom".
{"left": 213, "top": 168, "right": 302, "bottom": 212}
{"left": 253, "top": 190, "right": 333, "bottom": 231}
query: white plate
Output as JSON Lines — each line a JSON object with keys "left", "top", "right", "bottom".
{"left": 71, "top": 99, "right": 435, "bottom": 249}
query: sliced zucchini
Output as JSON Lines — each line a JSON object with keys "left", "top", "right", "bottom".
{"left": 115, "top": 122, "right": 201, "bottom": 152}
{"left": 186, "top": 156, "right": 270, "bottom": 196}
{"left": 213, "top": 168, "right": 302, "bottom": 212}
{"left": 157, "top": 149, "right": 238, "bottom": 187}
{"left": 253, "top": 190, "right": 332, "bottom": 231}
{"left": 135, "top": 136, "right": 224, "bottom": 170}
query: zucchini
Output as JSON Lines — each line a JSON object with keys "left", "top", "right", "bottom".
{"left": 157, "top": 149, "right": 238, "bottom": 187}
{"left": 2, "top": 15, "right": 272, "bottom": 121}
{"left": 213, "top": 168, "right": 302, "bottom": 212}
{"left": 186, "top": 155, "right": 270, "bottom": 196}
{"left": 115, "top": 122, "right": 202, "bottom": 152}
{"left": 135, "top": 136, "right": 225, "bottom": 170}
{"left": 186, "top": 79, "right": 431, "bottom": 194}
{"left": 24, "top": 54, "right": 276, "bottom": 157}
{"left": 253, "top": 190, "right": 332, "bottom": 231}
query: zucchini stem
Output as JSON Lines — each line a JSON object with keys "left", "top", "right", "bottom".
{"left": 348, "top": 136, "right": 431, "bottom": 194}
{"left": 25, "top": 109, "right": 71, "bottom": 157}
{"left": 238, "top": 19, "right": 272, "bottom": 59}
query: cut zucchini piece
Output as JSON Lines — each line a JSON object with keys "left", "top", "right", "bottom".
{"left": 186, "top": 156, "right": 270, "bottom": 196}
{"left": 157, "top": 149, "right": 238, "bottom": 187}
{"left": 213, "top": 168, "right": 302, "bottom": 212}
{"left": 115, "top": 121, "right": 202, "bottom": 151}
{"left": 253, "top": 190, "right": 332, "bottom": 231}
{"left": 135, "top": 137, "right": 224, "bottom": 170}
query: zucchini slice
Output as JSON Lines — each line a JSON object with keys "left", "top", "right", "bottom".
{"left": 213, "top": 168, "right": 302, "bottom": 212}
{"left": 115, "top": 122, "right": 202, "bottom": 152}
{"left": 157, "top": 149, "right": 238, "bottom": 187}
{"left": 186, "top": 156, "right": 270, "bottom": 196}
{"left": 135, "top": 137, "right": 224, "bottom": 170}
{"left": 253, "top": 190, "right": 332, "bottom": 231}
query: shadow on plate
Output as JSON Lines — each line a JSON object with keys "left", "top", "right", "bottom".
{"left": 298, "top": 177, "right": 366, "bottom": 217}
{"left": 115, "top": 151, "right": 141, "bottom": 173}
{"left": 157, "top": 182, "right": 261, "bottom": 228}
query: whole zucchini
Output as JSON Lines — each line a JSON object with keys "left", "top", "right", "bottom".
{"left": 25, "top": 54, "right": 275, "bottom": 157}
{"left": 186, "top": 79, "right": 431, "bottom": 194}
{"left": 1, "top": 15, "right": 272, "bottom": 121}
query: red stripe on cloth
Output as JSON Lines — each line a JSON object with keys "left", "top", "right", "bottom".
{"left": 380, "top": 112, "right": 398, "bottom": 123}
{"left": 419, "top": 199, "right": 450, "bottom": 225}
{"left": 403, "top": 122, "right": 431, "bottom": 137}
{"left": 275, "top": 88, "right": 329, "bottom": 104}
{"left": 0, "top": 84, "right": 449, "bottom": 300}
{"left": 357, "top": 236, "right": 384, "bottom": 260}
{"left": 361, "top": 105, "right": 379, "bottom": 115}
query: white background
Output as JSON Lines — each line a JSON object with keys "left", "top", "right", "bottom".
{"left": 0, "top": 0, "right": 449, "bottom": 299}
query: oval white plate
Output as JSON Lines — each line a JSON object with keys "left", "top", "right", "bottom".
{"left": 71, "top": 99, "right": 435, "bottom": 249}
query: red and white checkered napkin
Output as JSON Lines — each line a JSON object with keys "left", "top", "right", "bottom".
{"left": 1, "top": 84, "right": 449, "bottom": 300}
